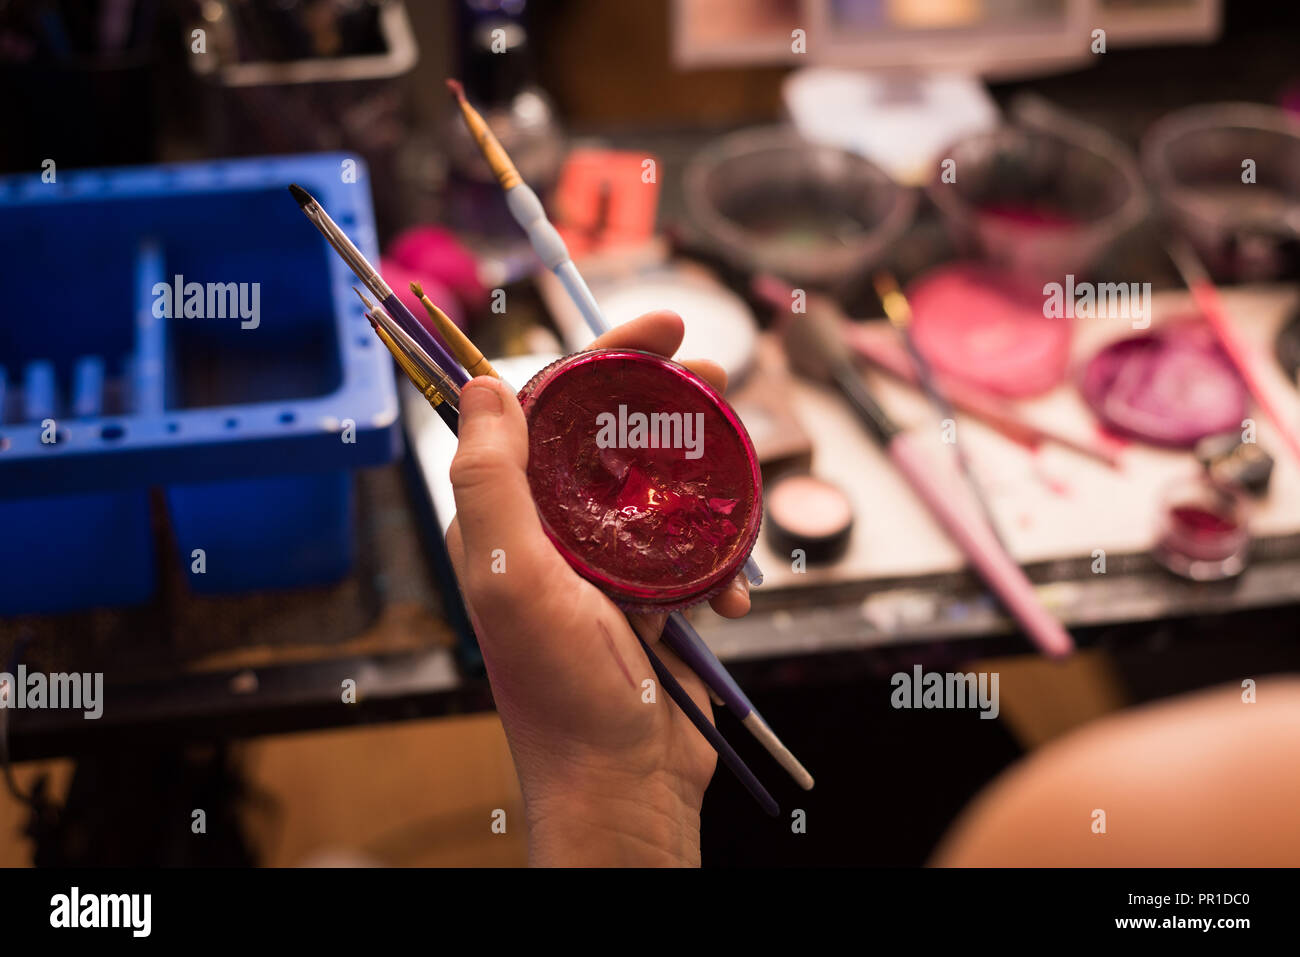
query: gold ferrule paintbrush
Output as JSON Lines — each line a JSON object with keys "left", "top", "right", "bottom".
{"left": 354, "top": 288, "right": 459, "bottom": 411}
{"left": 376, "top": 317, "right": 448, "bottom": 409}
{"left": 409, "top": 281, "right": 498, "bottom": 380}
{"left": 873, "top": 272, "right": 912, "bottom": 331}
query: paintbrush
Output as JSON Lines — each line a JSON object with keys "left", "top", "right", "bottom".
{"left": 1167, "top": 238, "right": 1300, "bottom": 468}
{"left": 752, "top": 275, "right": 1123, "bottom": 468}
{"left": 410, "top": 280, "right": 498, "bottom": 379}
{"left": 447, "top": 78, "right": 812, "bottom": 794}
{"left": 413, "top": 272, "right": 802, "bottom": 804}
{"left": 289, "top": 183, "right": 470, "bottom": 392}
{"left": 873, "top": 271, "right": 1009, "bottom": 551}
{"left": 354, "top": 288, "right": 462, "bottom": 435}
{"left": 447, "top": 78, "right": 764, "bottom": 591}
{"left": 375, "top": 293, "right": 781, "bottom": 815}
{"left": 781, "top": 304, "right": 1075, "bottom": 659}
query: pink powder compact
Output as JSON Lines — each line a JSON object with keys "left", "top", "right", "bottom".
{"left": 906, "top": 263, "right": 1073, "bottom": 398}
{"left": 518, "top": 349, "right": 763, "bottom": 611}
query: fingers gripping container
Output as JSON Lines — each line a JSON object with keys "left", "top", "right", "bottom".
{"left": 0, "top": 154, "right": 400, "bottom": 615}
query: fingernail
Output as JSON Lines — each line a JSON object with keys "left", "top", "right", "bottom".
{"left": 460, "top": 378, "right": 503, "bottom": 418}
{"left": 731, "top": 574, "right": 751, "bottom": 610}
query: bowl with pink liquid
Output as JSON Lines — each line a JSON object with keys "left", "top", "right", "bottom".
{"left": 927, "top": 111, "right": 1146, "bottom": 284}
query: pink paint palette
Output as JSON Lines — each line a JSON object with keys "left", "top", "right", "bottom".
{"left": 906, "top": 263, "right": 1073, "bottom": 398}
{"left": 1079, "top": 323, "right": 1248, "bottom": 448}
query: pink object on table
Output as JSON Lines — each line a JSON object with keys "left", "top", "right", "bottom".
{"left": 1152, "top": 476, "right": 1251, "bottom": 580}
{"left": 906, "top": 263, "right": 1073, "bottom": 398}
{"left": 1168, "top": 239, "right": 1300, "bottom": 468}
{"left": 888, "top": 432, "right": 1074, "bottom": 659}
{"left": 377, "top": 257, "right": 462, "bottom": 349}
{"left": 1078, "top": 323, "right": 1247, "bottom": 449}
{"left": 385, "top": 225, "right": 488, "bottom": 312}
{"left": 844, "top": 324, "right": 1124, "bottom": 467}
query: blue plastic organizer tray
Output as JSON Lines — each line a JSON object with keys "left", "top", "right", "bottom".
{"left": 0, "top": 153, "right": 400, "bottom": 615}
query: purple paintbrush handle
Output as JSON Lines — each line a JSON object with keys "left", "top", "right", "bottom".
{"left": 662, "top": 612, "right": 815, "bottom": 792}
{"left": 636, "top": 635, "right": 779, "bottom": 817}
{"left": 888, "top": 432, "right": 1074, "bottom": 659}
{"left": 381, "top": 292, "right": 471, "bottom": 389}
{"left": 662, "top": 612, "right": 754, "bottom": 718}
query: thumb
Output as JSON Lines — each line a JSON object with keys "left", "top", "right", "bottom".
{"left": 448, "top": 377, "right": 566, "bottom": 621}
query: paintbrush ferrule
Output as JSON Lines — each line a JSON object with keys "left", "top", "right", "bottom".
{"left": 381, "top": 292, "right": 471, "bottom": 389}
{"left": 371, "top": 306, "right": 461, "bottom": 409}
{"left": 297, "top": 196, "right": 392, "bottom": 298}
{"left": 372, "top": 320, "right": 445, "bottom": 406}
{"left": 290, "top": 184, "right": 468, "bottom": 388}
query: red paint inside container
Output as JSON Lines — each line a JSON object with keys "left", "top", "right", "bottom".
{"left": 1170, "top": 504, "right": 1239, "bottom": 537}
{"left": 1152, "top": 478, "right": 1250, "bottom": 579}
{"left": 1163, "top": 503, "right": 1245, "bottom": 562}
{"left": 978, "top": 202, "right": 1081, "bottom": 230}
{"left": 519, "top": 349, "right": 763, "bottom": 611}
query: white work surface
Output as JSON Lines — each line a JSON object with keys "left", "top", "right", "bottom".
{"left": 749, "top": 285, "right": 1300, "bottom": 590}
{"left": 402, "top": 287, "right": 1300, "bottom": 597}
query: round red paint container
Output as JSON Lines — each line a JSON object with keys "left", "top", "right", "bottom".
{"left": 518, "top": 349, "right": 763, "bottom": 611}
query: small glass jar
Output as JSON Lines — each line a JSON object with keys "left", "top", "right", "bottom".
{"left": 1151, "top": 476, "right": 1251, "bottom": 581}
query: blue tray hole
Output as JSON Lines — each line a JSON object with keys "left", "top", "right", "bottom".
{"left": 1, "top": 183, "right": 346, "bottom": 422}
{"left": 161, "top": 185, "right": 343, "bottom": 409}
{"left": 0, "top": 192, "right": 137, "bottom": 423}
{"left": 0, "top": 206, "right": 137, "bottom": 378}
{"left": 0, "top": 158, "right": 393, "bottom": 613}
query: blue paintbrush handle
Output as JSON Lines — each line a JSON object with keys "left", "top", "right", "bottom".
{"left": 663, "top": 612, "right": 756, "bottom": 718}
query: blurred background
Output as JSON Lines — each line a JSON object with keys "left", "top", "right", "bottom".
{"left": 1, "top": 0, "right": 1299, "bottom": 866}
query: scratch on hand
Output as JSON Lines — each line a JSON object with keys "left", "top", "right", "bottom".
{"left": 597, "top": 619, "right": 637, "bottom": 690}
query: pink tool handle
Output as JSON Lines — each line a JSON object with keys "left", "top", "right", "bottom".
{"left": 1190, "top": 278, "right": 1300, "bottom": 469}
{"left": 888, "top": 432, "right": 1074, "bottom": 658}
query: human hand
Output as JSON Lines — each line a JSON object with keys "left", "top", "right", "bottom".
{"left": 445, "top": 311, "right": 750, "bottom": 866}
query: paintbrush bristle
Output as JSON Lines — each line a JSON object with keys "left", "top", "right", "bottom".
{"left": 445, "top": 78, "right": 465, "bottom": 101}
{"left": 288, "top": 183, "right": 313, "bottom": 209}
{"left": 352, "top": 286, "right": 376, "bottom": 311}
{"left": 409, "top": 280, "right": 424, "bottom": 298}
